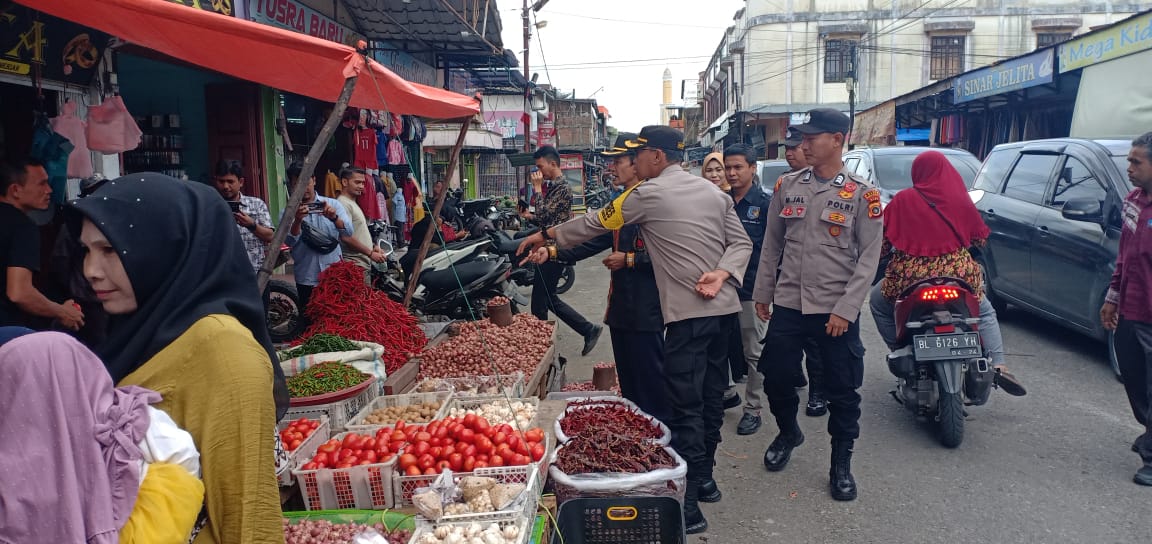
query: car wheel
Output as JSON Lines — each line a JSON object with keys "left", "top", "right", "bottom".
{"left": 980, "top": 262, "right": 1007, "bottom": 314}
{"left": 1107, "top": 329, "right": 1124, "bottom": 382}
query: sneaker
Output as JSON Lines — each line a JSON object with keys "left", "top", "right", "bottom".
{"left": 581, "top": 325, "right": 603, "bottom": 356}
{"left": 994, "top": 367, "right": 1027, "bottom": 397}
{"left": 723, "top": 393, "right": 742, "bottom": 410}
{"left": 1135, "top": 465, "right": 1152, "bottom": 487}
{"left": 737, "top": 413, "right": 762, "bottom": 435}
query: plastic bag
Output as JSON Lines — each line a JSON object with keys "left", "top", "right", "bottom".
{"left": 548, "top": 445, "right": 687, "bottom": 505}
{"left": 553, "top": 396, "right": 672, "bottom": 446}
{"left": 86, "top": 96, "right": 142, "bottom": 154}
{"left": 279, "top": 341, "right": 387, "bottom": 384}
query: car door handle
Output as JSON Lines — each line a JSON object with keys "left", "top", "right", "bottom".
{"left": 1036, "top": 225, "right": 1050, "bottom": 235}
{"left": 985, "top": 209, "right": 996, "bottom": 216}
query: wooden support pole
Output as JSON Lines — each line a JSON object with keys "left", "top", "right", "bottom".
{"left": 402, "top": 119, "right": 471, "bottom": 308}
{"left": 257, "top": 76, "right": 358, "bottom": 293}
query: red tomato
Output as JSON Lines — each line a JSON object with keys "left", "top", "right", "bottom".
{"left": 463, "top": 456, "right": 476, "bottom": 472}
{"left": 415, "top": 431, "right": 432, "bottom": 442}
{"left": 463, "top": 413, "right": 478, "bottom": 428}
{"left": 390, "top": 431, "right": 407, "bottom": 442}
{"left": 442, "top": 445, "right": 456, "bottom": 457}
{"left": 490, "top": 454, "right": 505, "bottom": 467}
{"left": 345, "top": 455, "right": 359, "bottom": 465}
{"left": 448, "top": 453, "right": 464, "bottom": 471}
{"left": 405, "top": 465, "right": 422, "bottom": 476}
{"left": 318, "top": 440, "right": 340, "bottom": 454}
{"left": 474, "top": 418, "right": 491, "bottom": 434}
{"left": 399, "top": 453, "right": 418, "bottom": 470}
{"left": 362, "top": 450, "right": 378, "bottom": 463}
{"left": 449, "top": 423, "right": 465, "bottom": 436}
{"left": 418, "top": 454, "right": 436, "bottom": 471}
{"left": 462, "top": 445, "right": 477, "bottom": 458}
{"left": 342, "top": 434, "right": 360, "bottom": 449}
{"left": 339, "top": 448, "right": 355, "bottom": 461}
{"left": 477, "top": 454, "right": 489, "bottom": 463}
{"left": 429, "top": 437, "right": 442, "bottom": 447}
{"left": 289, "top": 439, "right": 302, "bottom": 451}
{"left": 301, "top": 461, "right": 318, "bottom": 470}
{"left": 395, "top": 420, "right": 406, "bottom": 430}
{"left": 375, "top": 437, "right": 390, "bottom": 451}
{"left": 434, "top": 426, "right": 449, "bottom": 440}
{"left": 413, "top": 441, "right": 430, "bottom": 457}
{"left": 389, "top": 441, "right": 405, "bottom": 452}
{"left": 507, "top": 434, "right": 522, "bottom": 450}
{"left": 423, "top": 467, "right": 438, "bottom": 475}
{"left": 493, "top": 431, "right": 508, "bottom": 445}
{"left": 460, "top": 429, "right": 476, "bottom": 444}
{"left": 475, "top": 436, "right": 494, "bottom": 455}
{"left": 497, "top": 424, "right": 514, "bottom": 435}
{"left": 337, "top": 462, "right": 354, "bottom": 469}
{"left": 473, "top": 460, "right": 489, "bottom": 469}
{"left": 437, "top": 460, "right": 452, "bottom": 471}
{"left": 429, "top": 446, "right": 444, "bottom": 459}
{"left": 525, "top": 428, "right": 544, "bottom": 443}
{"left": 511, "top": 454, "right": 530, "bottom": 466}
{"left": 530, "top": 442, "right": 546, "bottom": 462}
{"left": 376, "top": 428, "right": 390, "bottom": 439}
{"left": 380, "top": 453, "right": 395, "bottom": 464}
{"left": 515, "top": 441, "right": 530, "bottom": 457}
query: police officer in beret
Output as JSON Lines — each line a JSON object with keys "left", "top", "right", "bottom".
{"left": 549, "top": 134, "right": 669, "bottom": 422}
{"left": 519, "top": 125, "right": 752, "bottom": 533}
{"left": 753, "top": 108, "right": 883, "bottom": 501}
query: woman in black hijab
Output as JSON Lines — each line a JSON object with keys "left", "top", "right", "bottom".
{"left": 70, "top": 172, "right": 286, "bottom": 543}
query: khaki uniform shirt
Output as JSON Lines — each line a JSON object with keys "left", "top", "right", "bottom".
{"left": 752, "top": 165, "right": 884, "bottom": 321}
{"left": 555, "top": 164, "right": 753, "bottom": 324}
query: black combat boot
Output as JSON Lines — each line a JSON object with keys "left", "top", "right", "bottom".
{"left": 829, "top": 439, "right": 858, "bottom": 501}
{"left": 684, "top": 476, "right": 708, "bottom": 534}
{"left": 763, "top": 422, "right": 804, "bottom": 472}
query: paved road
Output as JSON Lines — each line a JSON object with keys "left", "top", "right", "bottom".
{"left": 543, "top": 256, "right": 1149, "bottom": 543}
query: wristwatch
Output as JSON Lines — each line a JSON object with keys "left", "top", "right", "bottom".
{"left": 245, "top": 223, "right": 258, "bottom": 232}
{"left": 540, "top": 227, "right": 553, "bottom": 241}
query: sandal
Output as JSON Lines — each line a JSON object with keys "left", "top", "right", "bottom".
{"left": 994, "top": 366, "right": 1027, "bottom": 397}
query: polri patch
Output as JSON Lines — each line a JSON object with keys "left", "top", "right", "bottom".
{"left": 844, "top": 181, "right": 858, "bottom": 192}
{"left": 863, "top": 188, "right": 881, "bottom": 203}
{"left": 838, "top": 189, "right": 854, "bottom": 200}
{"left": 868, "top": 202, "right": 883, "bottom": 218}
{"left": 829, "top": 225, "right": 842, "bottom": 237}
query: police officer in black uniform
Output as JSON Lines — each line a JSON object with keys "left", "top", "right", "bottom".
{"left": 753, "top": 109, "right": 883, "bottom": 501}
{"left": 553, "top": 134, "right": 668, "bottom": 421}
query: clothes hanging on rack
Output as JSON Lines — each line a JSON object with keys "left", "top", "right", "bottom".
{"left": 324, "top": 170, "right": 341, "bottom": 198}
{"left": 86, "top": 96, "right": 142, "bottom": 154}
{"left": 49, "top": 102, "right": 94, "bottom": 179}
{"left": 386, "top": 137, "right": 405, "bottom": 165}
{"left": 353, "top": 127, "right": 378, "bottom": 170}
{"left": 31, "top": 114, "right": 73, "bottom": 205}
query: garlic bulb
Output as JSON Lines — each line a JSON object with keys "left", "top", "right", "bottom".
{"left": 502, "top": 525, "right": 520, "bottom": 541}
{"left": 434, "top": 526, "right": 451, "bottom": 539}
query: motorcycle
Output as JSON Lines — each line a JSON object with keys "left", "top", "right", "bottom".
{"left": 488, "top": 229, "right": 576, "bottom": 306}
{"left": 374, "top": 236, "right": 519, "bottom": 320}
{"left": 885, "top": 276, "right": 995, "bottom": 448}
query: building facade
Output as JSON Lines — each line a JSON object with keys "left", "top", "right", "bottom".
{"left": 699, "top": 0, "right": 1149, "bottom": 155}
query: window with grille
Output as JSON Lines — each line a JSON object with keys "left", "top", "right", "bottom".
{"left": 930, "top": 35, "right": 965, "bottom": 80}
{"left": 824, "top": 39, "right": 856, "bottom": 83}
{"left": 1036, "top": 32, "right": 1072, "bottom": 48}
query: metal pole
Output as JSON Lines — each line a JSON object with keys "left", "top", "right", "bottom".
{"left": 403, "top": 120, "right": 472, "bottom": 307}
{"left": 257, "top": 76, "right": 358, "bottom": 293}
{"left": 522, "top": 0, "right": 532, "bottom": 153}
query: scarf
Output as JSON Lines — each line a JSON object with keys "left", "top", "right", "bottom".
{"left": 0, "top": 332, "right": 159, "bottom": 543}
{"left": 69, "top": 173, "right": 289, "bottom": 419}
{"left": 884, "top": 150, "right": 991, "bottom": 257}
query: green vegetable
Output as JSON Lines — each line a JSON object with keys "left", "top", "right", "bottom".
{"left": 286, "top": 361, "right": 370, "bottom": 397}
{"left": 283, "top": 334, "right": 360, "bottom": 359}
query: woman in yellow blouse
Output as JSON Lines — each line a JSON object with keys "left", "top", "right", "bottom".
{"left": 71, "top": 173, "right": 288, "bottom": 543}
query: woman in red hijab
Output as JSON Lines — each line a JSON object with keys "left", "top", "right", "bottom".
{"left": 868, "top": 151, "right": 1025, "bottom": 396}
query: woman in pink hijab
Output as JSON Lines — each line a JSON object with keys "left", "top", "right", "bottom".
{"left": 0, "top": 332, "right": 203, "bottom": 543}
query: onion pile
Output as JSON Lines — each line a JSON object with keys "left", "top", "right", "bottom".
{"left": 419, "top": 315, "right": 554, "bottom": 379}
{"left": 281, "top": 518, "right": 411, "bottom": 544}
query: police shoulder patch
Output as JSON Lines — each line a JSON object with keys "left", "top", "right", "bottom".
{"left": 773, "top": 177, "right": 783, "bottom": 193}
{"left": 862, "top": 188, "right": 881, "bottom": 203}
{"left": 867, "top": 201, "right": 883, "bottom": 219}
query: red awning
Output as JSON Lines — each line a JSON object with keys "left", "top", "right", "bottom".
{"left": 20, "top": 0, "right": 479, "bottom": 120}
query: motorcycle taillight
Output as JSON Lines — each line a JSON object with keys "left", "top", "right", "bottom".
{"left": 919, "top": 286, "right": 961, "bottom": 303}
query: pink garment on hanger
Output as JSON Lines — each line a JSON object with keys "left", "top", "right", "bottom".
{"left": 86, "top": 96, "right": 142, "bottom": 154}
{"left": 50, "top": 102, "right": 95, "bottom": 178}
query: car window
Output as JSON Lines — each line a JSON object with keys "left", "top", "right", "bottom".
{"left": 1049, "top": 156, "right": 1109, "bottom": 208}
{"left": 855, "top": 155, "right": 873, "bottom": 179}
{"left": 844, "top": 157, "right": 860, "bottom": 173}
{"left": 873, "top": 154, "right": 917, "bottom": 190}
{"left": 1002, "top": 153, "right": 1058, "bottom": 205}
{"left": 758, "top": 164, "right": 790, "bottom": 187}
{"left": 946, "top": 157, "right": 980, "bottom": 188}
{"left": 973, "top": 150, "right": 1017, "bottom": 192}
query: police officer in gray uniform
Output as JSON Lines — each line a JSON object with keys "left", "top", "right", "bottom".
{"left": 753, "top": 109, "right": 883, "bottom": 501}
{"left": 519, "top": 125, "right": 752, "bottom": 533}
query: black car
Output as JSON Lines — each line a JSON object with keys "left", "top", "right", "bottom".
{"left": 843, "top": 146, "right": 983, "bottom": 203}
{"left": 969, "top": 138, "right": 1132, "bottom": 378}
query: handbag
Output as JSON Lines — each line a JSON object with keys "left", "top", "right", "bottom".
{"left": 299, "top": 220, "right": 340, "bottom": 254}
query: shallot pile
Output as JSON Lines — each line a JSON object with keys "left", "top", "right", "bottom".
{"left": 419, "top": 315, "right": 554, "bottom": 379}
{"left": 281, "top": 518, "right": 411, "bottom": 544}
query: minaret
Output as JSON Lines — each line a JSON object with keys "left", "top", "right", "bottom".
{"left": 661, "top": 68, "right": 673, "bottom": 125}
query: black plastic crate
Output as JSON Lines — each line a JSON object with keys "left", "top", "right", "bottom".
{"left": 551, "top": 497, "right": 685, "bottom": 544}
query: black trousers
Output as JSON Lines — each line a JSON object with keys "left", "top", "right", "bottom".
{"left": 664, "top": 313, "right": 737, "bottom": 482}
{"left": 805, "top": 339, "right": 825, "bottom": 395}
{"left": 1116, "top": 319, "right": 1152, "bottom": 463}
{"left": 531, "top": 261, "right": 594, "bottom": 337}
{"left": 727, "top": 325, "right": 746, "bottom": 382}
{"left": 759, "top": 306, "right": 865, "bottom": 441}
{"left": 610, "top": 327, "right": 669, "bottom": 423}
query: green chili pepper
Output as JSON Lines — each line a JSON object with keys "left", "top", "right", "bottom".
{"left": 282, "top": 334, "right": 360, "bottom": 359}
{"left": 286, "top": 361, "right": 370, "bottom": 397}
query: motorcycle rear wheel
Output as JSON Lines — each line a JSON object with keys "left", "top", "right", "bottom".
{"left": 267, "top": 279, "right": 305, "bottom": 344}
{"left": 555, "top": 265, "right": 576, "bottom": 294}
{"left": 936, "top": 381, "right": 965, "bottom": 448}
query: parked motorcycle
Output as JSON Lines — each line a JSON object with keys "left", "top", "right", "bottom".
{"left": 489, "top": 229, "right": 576, "bottom": 305}
{"left": 884, "top": 276, "right": 994, "bottom": 448}
{"left": 266, "top": 277, "right": 304, "bottom": 344}
{"left": 375, "top": 237, "right": 519, "bottom": 320}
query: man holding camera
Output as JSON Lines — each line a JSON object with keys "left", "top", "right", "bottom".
{"left": 213, "top": 160, "right": 274, "bottom": 273}
{"left": 283, "top": 162, "right": 354, "bottom": 315}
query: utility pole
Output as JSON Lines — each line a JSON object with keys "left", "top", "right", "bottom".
{"left": 522, "top": 0, "right": 549, "bottom": 153}
{"left": 846, "top": 42, "right": 858, "bottom": 148}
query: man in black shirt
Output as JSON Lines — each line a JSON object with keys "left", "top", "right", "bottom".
{"left": 0, "top": 159, "right": 84, "bottom": 329}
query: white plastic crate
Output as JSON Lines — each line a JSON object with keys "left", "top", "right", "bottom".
{"left": 291, "top": 431, "right": 401, "bottom": 510}
{"left": 276, "top": 416, "right": 330, "bottom": 487}
{"left": 410, "top": 513, "right": 533, "bottom": 544}
{"left": 414, "top": 465, "right": 543, "bottom": 527}
{"left": 284, "top": 382, "right": 379, "bottom": 432}
{"left": 394, "top": 433, "right": 552, "bottom": 508}
{"left": 345, "top": 391, "right": 453, "bottom": 434}
{"left": 441, "top": 396, "right": 541, "bottom": 430}
{"left": 422, "top": 373, "right": 526, "bottom": 399}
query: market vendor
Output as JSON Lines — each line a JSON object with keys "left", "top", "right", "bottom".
{"left": 518, "top": 125, "right": 752, "bottom": 534}
{"left": 69, "top": 173, "right": 287, "bottom": 543}
{"left": 0, "top": 332, "right": 204, "bottom": 543}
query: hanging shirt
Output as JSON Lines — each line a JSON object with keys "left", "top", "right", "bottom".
{"left": 323, "top": 171, "right": 341, "bottom": 199}
{"left": 387, "top": 138, "right": 406, "bottom": 165}
{"left": 49, "top": 102, "right": 94, "bottom": 179}
{"left": 375, "top": 129, "right": 389, "bottom": 168}
{"left": 353, "top": 128, "right": 378, "bottom": 170}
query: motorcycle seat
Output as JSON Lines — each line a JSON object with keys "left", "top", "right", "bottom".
{"left": 490, "top": 231, "right": 523, "bottom": 255}
{"left": 421, "top": 260, "right": 501, "bottom": 290}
